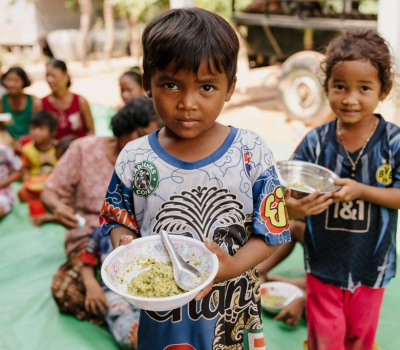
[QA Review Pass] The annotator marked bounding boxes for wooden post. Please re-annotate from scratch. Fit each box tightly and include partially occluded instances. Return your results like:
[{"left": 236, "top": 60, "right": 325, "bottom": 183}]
[{"left": 377, "top": 0, "right": 400, "bottom": 126}]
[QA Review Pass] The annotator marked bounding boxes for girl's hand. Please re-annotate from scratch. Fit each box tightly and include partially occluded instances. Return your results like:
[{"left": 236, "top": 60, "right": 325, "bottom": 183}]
[
  {"left": 53, "top": 202, "right": 79, "bottom": 229},
  {"left": 195, "top": 238, "right": 237, "bottom": 301},
  {"left": 332, "top": 178, "right": 364, "bottom": 202},
  {"left": 84, "top": 279, "right": 109, "bottom": 315},
  {"left": 285, "top": 188, "right": 332, "bottom": 220}
]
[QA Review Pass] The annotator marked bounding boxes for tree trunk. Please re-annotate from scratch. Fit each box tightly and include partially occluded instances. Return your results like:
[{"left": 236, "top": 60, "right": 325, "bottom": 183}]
[
  {"left": 77, "top": 0, "right": 93, "bottom": 65},
  {"left": 128, "top": 13, "right": 141, "bottom": 64},
  {"left": 103, "top": 0, "right": 115, "bottom": 62}
]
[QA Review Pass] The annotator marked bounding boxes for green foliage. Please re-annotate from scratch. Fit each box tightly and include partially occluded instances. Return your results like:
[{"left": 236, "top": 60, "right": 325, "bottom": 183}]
[
  {"left": 194, "top": 0, "right": 252, "bottom": 21},
  {"left": 64, "top": 0, "right": 104, "bottom": 16},
  {"left": 112, "top": 0, "right": 169, "bottom": 22}
]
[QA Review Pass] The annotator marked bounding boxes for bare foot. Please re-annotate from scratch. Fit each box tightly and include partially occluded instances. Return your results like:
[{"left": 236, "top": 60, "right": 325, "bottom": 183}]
[
  {"left": 129, "top": 320, "right": 138, "bottom": 349},
  {"left": 31, "top": 213, "right": 56, "bottom": 226}
]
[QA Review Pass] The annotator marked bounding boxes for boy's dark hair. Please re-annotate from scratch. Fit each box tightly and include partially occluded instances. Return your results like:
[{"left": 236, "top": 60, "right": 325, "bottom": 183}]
[
  {"left": 1, "top": 66, "right": 31, "bottom": 88},
  {"left": 55, "top": 135, "right": 77, "bottom": 159},
  {"left": 120, "top": 67, "right": 142, "bottom": 88},
  {"left": 323, "top": 29, "right": 393, "bottom": 96},
  {"left": 142, "top": 7, "right": 239, "bottom": 89},
  {"left": 47, "top": 58, "right": 72, "bottom": 88},
  {"left": 30, "top": 111, "right": 58, "bottom": 133},
  {"left": 111, "top": 96, "right": 161, "bottom": 137}
]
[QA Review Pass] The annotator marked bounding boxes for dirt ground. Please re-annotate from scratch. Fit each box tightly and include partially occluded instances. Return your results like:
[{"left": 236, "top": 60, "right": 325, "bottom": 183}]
[{"left": 21, "top": 55, "right": 309, "bottom": 152}]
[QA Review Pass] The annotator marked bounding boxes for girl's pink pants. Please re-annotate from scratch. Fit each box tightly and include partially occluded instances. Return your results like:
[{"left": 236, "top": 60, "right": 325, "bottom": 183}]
[{"left": 306, "top": 273, "right": 384, "bottom": 350}]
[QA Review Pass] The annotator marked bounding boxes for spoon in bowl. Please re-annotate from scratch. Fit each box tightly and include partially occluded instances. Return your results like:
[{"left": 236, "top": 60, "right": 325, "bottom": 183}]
[{"left": 160, "top": 230, "right": 204, "bottom": 291}]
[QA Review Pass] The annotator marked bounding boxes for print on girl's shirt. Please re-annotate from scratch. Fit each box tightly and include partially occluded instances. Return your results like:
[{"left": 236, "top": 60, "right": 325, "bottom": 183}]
[{"left": 326, "top": 200, "right": 371, "bottom": 232}]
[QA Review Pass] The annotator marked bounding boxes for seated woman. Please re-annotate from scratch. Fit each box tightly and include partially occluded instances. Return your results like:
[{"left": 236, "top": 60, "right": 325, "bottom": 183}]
[
  {"left": 40, "top": 59, "right": 95, "bottom": 140},
  {"left": 40, "top": 96, "right": 162, "bottom": 326},
  {"left": 0, "top": 67, "right": 42, "bottom": 149}
]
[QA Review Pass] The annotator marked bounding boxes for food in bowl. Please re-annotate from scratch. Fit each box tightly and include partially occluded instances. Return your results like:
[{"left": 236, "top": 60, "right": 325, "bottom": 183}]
[
  {"left": 126, "top": 259, "right": 185, "bottom": 298},
  {"left": 260, "top": 282, "right": 304, "bottom": 314},
  {"left": 288, "top": 181, "right": 313, "bottom": 192},
  {"left": 24, "top": 175, "right": 49, "bottom": 193},
  {"left": 101, "top": 234, "right": 219, "bottom": 311},
  {"left": 261, "top": 294, "right": 287, "bottom": 308},
  {"left": 277, "top": 160, "right": 340, "bottom": 199}
]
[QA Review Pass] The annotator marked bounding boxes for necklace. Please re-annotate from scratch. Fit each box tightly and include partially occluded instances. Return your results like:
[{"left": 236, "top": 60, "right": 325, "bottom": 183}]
[{"left": 336, "top": 118, "right": 378, "bottom": 178}]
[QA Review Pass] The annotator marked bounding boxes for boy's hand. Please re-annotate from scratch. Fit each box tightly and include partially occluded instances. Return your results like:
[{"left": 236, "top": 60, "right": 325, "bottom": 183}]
[
  {"left": 205, "top": 238, "right": 238, "bottom": 283},
  {"left": 195, "top": 238, "right": 235, "bottom": 301},
  {"left": 274, "top": 295, "right": 306, "bottom": 326},
  {"left": 84, "top": 279, "right": 109, "bottom": 315},
  {"left": 119, "top": 235, "right": 134, "bottom": 246},
  {"left": 332, "top": 178, "right": 363, "bottom": 202},
  {"left": 194, "top": 238, "right": 240, "bottom": 301},
  {"left": 285, "top": 188, "right": 332, "bottom": 220},
  {"left": 53, "top": 202, "right": 79, "bottom": 229}
]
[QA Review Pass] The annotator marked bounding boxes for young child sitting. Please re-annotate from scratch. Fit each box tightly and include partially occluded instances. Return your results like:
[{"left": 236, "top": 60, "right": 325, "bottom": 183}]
[
  {"left": 287, "top": 29, "right": 400, "bottom": 350},
  {"left": 80, "top": 228, "right": 139, "bottom": 350},
  {"left": 0, "top": 144, "right": 22, "bottom": 218},
  {"left": 18, "top": 111, "right": 58, "bottom": 224},
  {"left": 100, "top": 8, "right": 291, "bottom": 349}
]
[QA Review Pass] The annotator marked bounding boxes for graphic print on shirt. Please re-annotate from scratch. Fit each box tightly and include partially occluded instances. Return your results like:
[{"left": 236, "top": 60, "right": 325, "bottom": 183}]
[
  {"left": 325, "top": 200, "right": 371, "bottom": 232},
  {"left": 260, "top": 186, "right": 289, "bottom": 234},
  {"left": 376, "top": 159, "right": 392, "bottom": 185},
  {"left": 151, "top": 186, "right": 263, "bottom": 348},
  {"left": 132, "top": 160, "right": 159, "bottom": 197},
  {"left": 146, "top": 263, "right": 263, "bottom": 349},
  {"left": 154, "top": 186, "right": 247, "bottom": 253},
  {"left": 69, "top": 112, "right": 82, "bottom": 130},
  {"left": 242, "top": 147, "right": 253, "bottom": 179}
]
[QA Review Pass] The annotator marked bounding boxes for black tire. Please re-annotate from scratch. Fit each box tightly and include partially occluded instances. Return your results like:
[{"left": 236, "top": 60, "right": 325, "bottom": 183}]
[{"left": 277, "top": 51, "right": 332, "bottom": 126}]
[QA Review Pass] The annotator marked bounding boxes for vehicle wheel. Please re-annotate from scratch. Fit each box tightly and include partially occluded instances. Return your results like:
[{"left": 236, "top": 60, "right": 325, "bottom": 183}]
[{"left": 277, "top": 51, "right": 332, "bottom": 126}]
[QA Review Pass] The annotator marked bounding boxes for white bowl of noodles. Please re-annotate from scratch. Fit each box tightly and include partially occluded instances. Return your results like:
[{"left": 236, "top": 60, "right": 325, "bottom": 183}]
[
  {"left": 260, "top": 282, "right": 304, "bottom": 314},
  {"left": 101, "top": 234, "right": 219, "bottom": 311}
]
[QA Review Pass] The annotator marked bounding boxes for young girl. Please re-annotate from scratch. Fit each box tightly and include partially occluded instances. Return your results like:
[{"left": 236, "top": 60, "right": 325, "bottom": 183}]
[
  {"left": 0, "top": 144, "right": 23, "bottom": 218},
  {"left": 289, "top": 29, "right": 400, "bottom": 350},
  {"left": 41, "top": 59, "right": 95, "bottom": 140},
  {"left": 0, "top": 67, "right": 42, "bottom": 141},
  {"left": 119, "top": 67, "right": 145, "bottom": 105}
]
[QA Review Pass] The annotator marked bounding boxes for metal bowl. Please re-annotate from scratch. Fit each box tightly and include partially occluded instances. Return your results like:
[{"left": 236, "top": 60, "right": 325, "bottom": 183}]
[{"left": 276, "top": 160, "right": 340, "bottom": 199}]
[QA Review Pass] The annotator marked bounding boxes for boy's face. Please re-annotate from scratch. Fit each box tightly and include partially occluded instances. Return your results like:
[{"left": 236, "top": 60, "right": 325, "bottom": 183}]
[
  {"left": 30, "top": 125, "right": 52, "bottom": 145},
  {"left": 144, "top": 60, "right": 236, "bottom": 141}
]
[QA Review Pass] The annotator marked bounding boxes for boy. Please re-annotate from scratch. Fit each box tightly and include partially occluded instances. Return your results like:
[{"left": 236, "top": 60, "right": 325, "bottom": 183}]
[
  {"left": 100, "top": 8, "right": 290, "bottom": 349},
  {"left": 18, "top": 111, "right": 58, "bottom": 224}
]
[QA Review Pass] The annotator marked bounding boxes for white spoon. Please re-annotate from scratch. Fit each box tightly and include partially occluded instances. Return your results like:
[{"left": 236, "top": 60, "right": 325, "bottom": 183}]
[{"left": 160, "top": 230, "right": 204, "bottom": 291}]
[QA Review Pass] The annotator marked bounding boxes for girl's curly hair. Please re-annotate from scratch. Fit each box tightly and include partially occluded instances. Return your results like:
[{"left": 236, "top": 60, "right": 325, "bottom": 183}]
[{"left": 323, "top": 29, "right": 394, "bottom": 97}]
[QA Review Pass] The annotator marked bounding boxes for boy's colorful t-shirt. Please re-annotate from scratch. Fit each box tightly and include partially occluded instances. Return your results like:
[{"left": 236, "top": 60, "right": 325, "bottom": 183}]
[
  {"left": 100, "top": 127, "right": 290, "bottom": 350},
  {"left": 22, "top": 141, "right": 57, "bottom": 177},
  {"left": 293, "top": 115, "right": 400, "bottom": 290}
]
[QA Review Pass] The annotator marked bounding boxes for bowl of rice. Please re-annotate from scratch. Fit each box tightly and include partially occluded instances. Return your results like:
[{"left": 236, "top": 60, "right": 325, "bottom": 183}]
[
  {"left": 260, "top": 282, "right": 304, "bottom": 314},
  {"left": 277, "top": 160, "right": 341, "bottom": 199},
  {"left": 101, "top": 234, "right": 219, "bottom": 311}
]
